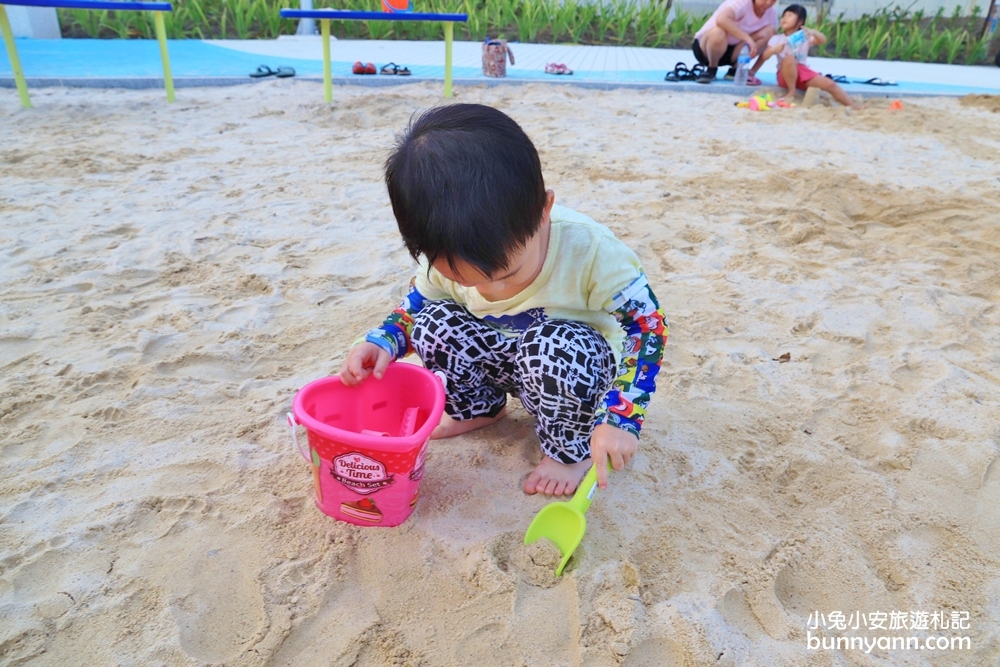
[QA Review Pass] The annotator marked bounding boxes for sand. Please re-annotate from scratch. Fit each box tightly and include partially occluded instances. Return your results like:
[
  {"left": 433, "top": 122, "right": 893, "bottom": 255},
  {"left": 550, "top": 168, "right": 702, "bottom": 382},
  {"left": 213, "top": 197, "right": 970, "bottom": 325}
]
[{"left": 1, "top": 81, "right": 999, "bottom": 666}]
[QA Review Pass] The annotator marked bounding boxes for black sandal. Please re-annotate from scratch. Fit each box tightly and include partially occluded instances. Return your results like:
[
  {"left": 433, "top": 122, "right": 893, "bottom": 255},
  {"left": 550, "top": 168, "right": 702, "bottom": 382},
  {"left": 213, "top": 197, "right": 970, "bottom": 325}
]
[
  {"left": 380, "top": 62, "right": 412, "bottom": 76},
  {"left": 855, "top": 77, "right": 897, "bottom": 86},
  {"left": 664, "top": 62, "right": 693, "bottom": 82}
]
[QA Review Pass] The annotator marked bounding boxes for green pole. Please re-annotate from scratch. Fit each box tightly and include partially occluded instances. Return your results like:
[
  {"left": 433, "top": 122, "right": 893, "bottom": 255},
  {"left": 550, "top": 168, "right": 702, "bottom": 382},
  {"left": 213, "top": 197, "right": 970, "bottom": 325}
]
[
  {"left": 152, "top": 11, "right": 174, "bottom": 102},
  {"left": 321, "top": 19, "right": 331, "bottom": 103},
  {"left": 0, "top": 5, "right": 31, "bottom": 108},
  {"left": 443, "top": 21, "right": 453, "bottom": 98}
]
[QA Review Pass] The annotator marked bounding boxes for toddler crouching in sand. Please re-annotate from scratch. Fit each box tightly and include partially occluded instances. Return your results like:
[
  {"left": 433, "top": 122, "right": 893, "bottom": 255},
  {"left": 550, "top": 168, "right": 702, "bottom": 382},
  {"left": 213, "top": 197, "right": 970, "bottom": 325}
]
[
  {"left": 762, "top": 4, "right": 861, "bottom": 109},
  {"left": 341, "top": 104, "right": 668, "bottom": 496}
]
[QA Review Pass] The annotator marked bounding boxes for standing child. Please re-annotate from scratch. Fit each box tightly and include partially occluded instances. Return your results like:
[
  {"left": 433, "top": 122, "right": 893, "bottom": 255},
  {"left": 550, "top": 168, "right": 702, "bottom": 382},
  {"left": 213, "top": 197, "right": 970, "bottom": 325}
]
[
  {"left": 340, "top": 104, "right": 668, "bottom": 496},
  {"left": 762, "top": 4, "right": 861, "bottom": 109}
]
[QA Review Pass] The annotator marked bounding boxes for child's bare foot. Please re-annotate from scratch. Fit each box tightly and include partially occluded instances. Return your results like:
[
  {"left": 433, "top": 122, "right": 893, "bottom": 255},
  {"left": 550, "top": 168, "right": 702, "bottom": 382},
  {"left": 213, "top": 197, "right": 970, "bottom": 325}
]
[
  {"left": 524, "top": 457, "right": 591, "bottom": 496},
  {"left": 430, "top": 406, "right": 507, "bottom": 439}
]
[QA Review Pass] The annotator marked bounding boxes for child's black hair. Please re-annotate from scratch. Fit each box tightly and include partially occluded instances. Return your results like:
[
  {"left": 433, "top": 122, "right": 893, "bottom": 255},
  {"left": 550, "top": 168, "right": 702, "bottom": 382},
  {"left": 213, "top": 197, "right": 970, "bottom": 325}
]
[
  {"left": 384, "top": 103, "right": 547, "bottom": 278},
  {"left": 783, "top": 4, "right": 807, "bottom": 24}
]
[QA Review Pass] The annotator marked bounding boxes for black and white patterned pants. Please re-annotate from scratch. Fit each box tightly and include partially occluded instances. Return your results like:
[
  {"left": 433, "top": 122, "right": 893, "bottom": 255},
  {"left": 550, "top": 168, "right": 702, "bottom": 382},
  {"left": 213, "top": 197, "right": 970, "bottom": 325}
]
[{"left": 410, "top": 301, "right": 616, "bottom": 463}]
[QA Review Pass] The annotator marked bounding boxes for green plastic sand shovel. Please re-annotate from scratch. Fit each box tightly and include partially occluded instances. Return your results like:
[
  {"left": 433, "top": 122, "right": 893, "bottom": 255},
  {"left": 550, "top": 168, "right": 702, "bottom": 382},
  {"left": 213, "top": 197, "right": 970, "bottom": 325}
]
[{"left": 523, "top": 462, "right": 603, "bottom": 576}]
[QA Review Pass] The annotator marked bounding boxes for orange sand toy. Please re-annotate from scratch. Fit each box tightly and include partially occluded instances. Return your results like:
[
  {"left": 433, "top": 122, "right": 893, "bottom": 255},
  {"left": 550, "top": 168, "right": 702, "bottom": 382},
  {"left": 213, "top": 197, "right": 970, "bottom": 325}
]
[{"left": 381, "top": 0, "right": 412, "bottom": 11}]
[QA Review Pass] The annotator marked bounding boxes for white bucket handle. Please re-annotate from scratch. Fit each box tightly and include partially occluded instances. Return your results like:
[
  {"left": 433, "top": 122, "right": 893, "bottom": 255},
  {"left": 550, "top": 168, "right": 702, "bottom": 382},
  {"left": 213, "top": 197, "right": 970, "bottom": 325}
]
[
  {"left": 287, "top": 412, "right": 310, "bottom": 461},
  {"left": 433, "top": 370, "right": 448, "bottom": 392}
]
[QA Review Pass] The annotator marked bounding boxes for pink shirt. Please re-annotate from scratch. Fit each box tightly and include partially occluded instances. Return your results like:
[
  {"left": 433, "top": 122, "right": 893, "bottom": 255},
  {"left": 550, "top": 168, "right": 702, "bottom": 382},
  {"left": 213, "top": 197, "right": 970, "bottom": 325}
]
[{"left": 695, "top": 0, "right": 778, "bottom": 45}]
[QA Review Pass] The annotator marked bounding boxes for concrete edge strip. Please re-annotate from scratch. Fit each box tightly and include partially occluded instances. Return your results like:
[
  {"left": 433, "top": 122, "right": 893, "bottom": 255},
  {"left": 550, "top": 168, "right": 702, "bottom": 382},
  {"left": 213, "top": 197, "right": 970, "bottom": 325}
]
[{"left": 0, "top": 75, "right": 976, "bottom": 97}]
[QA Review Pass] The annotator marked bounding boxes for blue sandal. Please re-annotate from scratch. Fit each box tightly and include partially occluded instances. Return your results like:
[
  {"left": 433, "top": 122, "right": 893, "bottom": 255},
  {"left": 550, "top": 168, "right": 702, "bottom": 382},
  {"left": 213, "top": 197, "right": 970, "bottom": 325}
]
[{"left": 250, "top": 65, "right": 276, "bottom": 78}]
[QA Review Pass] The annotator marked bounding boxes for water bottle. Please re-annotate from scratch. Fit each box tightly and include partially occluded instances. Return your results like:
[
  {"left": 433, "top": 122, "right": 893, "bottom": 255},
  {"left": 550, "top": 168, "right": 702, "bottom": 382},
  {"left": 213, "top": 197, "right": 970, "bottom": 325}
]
[
  {"left": 734, "top": 44, "right": 750, "bottom": 87},
  {"left": 787, "top": 29, "right": 808, "bottom": 61}
]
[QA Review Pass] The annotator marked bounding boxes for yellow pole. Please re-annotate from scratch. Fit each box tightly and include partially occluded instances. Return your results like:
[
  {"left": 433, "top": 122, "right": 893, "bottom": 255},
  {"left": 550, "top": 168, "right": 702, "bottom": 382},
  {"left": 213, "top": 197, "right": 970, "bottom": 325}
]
[
  {"left": 443, "top": 21, "right": 453, "bottom": 98},
  {"left": 152, "top": 11, "right": 174, "bottom": 102},
  {"left": 321, "top": 19, "right": 331, "bottom": 103},
  {"left": 0, "top": 5, "right": 31, "bottom": 108}
]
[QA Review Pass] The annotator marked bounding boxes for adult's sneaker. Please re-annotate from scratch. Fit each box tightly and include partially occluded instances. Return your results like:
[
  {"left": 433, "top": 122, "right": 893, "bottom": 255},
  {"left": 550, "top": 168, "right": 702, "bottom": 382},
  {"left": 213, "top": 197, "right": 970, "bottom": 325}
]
[
  {"left": 723, "top": 67, "right": 737, "bottom": 80},
  {"left": 696, "top": 67, "right": 718, "bottom": 84}
]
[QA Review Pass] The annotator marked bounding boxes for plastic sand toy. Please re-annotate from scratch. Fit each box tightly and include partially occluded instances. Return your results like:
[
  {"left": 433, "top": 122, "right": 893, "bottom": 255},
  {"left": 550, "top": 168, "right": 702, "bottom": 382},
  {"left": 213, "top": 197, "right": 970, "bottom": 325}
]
[
  {"left": 288, "top": 363, "right": 445, "bottom": 526},
  {"left": 523, "top": 460, "right": 609, "bottom": 576}
]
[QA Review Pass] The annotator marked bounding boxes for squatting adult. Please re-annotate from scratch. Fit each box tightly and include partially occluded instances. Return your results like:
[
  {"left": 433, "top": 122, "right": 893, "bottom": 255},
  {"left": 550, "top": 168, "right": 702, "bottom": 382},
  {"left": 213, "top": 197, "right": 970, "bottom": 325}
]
[{"left": 692, "top": 0, "right": 778, "bottom": 84}]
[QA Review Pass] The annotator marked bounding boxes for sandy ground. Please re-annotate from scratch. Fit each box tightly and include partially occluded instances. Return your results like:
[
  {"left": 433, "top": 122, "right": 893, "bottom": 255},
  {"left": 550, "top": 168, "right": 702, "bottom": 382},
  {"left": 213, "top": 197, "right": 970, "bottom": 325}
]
[{"left": 1, "top": 81, "right": 999, "bottom": 667}]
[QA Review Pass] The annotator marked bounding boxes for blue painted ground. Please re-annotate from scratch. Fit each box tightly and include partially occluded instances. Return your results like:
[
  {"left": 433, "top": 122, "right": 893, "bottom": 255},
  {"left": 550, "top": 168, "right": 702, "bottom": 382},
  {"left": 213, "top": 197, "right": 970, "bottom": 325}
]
[
  {"left": 0, "top": 39, "right": 326, "bottom": 76},
  {"left": 1, "top": 37, "right": 998, "bottom": 95}
]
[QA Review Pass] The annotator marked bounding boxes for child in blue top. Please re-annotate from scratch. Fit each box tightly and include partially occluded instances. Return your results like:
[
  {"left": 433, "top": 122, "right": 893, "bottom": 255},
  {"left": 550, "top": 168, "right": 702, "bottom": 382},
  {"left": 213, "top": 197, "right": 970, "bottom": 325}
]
[{"left": 341, "top": 104, "right": 667, "bottom": 495}]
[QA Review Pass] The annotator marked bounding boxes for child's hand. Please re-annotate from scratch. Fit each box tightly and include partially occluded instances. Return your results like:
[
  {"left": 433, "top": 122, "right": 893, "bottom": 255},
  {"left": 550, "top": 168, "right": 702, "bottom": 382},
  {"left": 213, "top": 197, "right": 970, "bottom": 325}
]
[
  {"left": 340, "top": 342, "right": 392, "bottom": 386},
  {"left": 590, "top": 423, "right": 639, "bottom": 490}
]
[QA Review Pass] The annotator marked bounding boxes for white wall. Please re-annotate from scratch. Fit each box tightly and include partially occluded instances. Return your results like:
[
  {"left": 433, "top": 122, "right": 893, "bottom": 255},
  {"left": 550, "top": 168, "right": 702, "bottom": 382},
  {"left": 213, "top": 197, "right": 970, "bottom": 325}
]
[{"left": 6, "top": 6, "right": 62, "bottom": 39}]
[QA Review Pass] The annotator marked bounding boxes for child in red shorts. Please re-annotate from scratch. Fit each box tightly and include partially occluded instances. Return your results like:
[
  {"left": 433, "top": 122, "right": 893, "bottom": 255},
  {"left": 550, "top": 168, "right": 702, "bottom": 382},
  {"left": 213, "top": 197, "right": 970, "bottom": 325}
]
[{"left": 762, "top": 4, "right": 861, "bottom": 109}]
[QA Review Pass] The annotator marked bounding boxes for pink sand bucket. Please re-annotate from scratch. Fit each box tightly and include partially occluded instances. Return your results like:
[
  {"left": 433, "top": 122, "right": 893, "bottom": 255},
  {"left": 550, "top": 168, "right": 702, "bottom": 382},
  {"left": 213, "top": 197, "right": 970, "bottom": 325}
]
[{"left": 288, "top": 363, "right": 445, "bottom": 527}]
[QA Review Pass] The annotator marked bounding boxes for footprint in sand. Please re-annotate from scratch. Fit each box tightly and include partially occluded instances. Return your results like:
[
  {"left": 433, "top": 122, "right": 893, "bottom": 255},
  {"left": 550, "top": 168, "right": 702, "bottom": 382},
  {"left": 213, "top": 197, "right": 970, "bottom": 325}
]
[
  {"left": 269, "top": 582, "right": 380, "bottom": 667},
  {"left": 458, "top": 533, "right": 581, "bottom": 665},
  {"left": 717, "top": 587, "right": 767, "bottom": 641},
  {"left": 0, "top": 534, "right": 82, "bottom": 662},
  {"left": 158, "top": 520, "right": 268, "bottom": 663},
  {"left": 167, "top": 571, "right": 264, "bottom": 664},
  {"left": 620, "top": 637, "right": 686, "bottom": 667}
]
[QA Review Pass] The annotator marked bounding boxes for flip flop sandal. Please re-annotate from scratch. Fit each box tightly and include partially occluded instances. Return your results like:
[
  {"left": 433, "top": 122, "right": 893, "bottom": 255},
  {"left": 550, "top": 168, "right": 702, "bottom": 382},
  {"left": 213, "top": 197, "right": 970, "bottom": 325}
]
[
  {"left": 747, "top": 74, "right": 762, "bottom": 86},
  {"left": 275, "top": 66, "right": 295, "bottom": 78},
  {"left": 250, "top": 65, "right": 276, "bottom": 78},
  {"left": 856, "top": 77, "right": 897, "bottom": 86},
  {"left": 825, "top": 74, "right": 848, "bottom": 83}
]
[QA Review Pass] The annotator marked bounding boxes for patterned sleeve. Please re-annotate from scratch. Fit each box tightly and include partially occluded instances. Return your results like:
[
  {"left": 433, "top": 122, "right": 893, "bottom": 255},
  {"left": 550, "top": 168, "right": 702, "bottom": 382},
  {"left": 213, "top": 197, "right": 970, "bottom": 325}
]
[
  {"left": 360, "top": 278, "right": 429, "bottom": 360},
  {"left": 594, "top": 274, "right": 668, "bottom": 437}
]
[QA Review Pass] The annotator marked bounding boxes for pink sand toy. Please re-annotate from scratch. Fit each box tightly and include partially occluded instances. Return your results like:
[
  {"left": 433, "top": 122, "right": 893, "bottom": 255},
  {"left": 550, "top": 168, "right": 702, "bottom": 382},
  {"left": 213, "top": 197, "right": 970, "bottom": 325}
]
[{"left": 288, "top": 363, "right": 445, "bottom": 527}]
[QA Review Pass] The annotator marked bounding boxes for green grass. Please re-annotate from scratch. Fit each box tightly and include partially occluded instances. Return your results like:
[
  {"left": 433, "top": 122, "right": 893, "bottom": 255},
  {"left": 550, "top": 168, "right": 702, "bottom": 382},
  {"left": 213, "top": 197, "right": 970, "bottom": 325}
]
[
  {"left": 810, "top": 5, "right": 996, "bottom": 65},
  {"left": 57, "top": 0, "right": 997, "bottom": 65}
]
